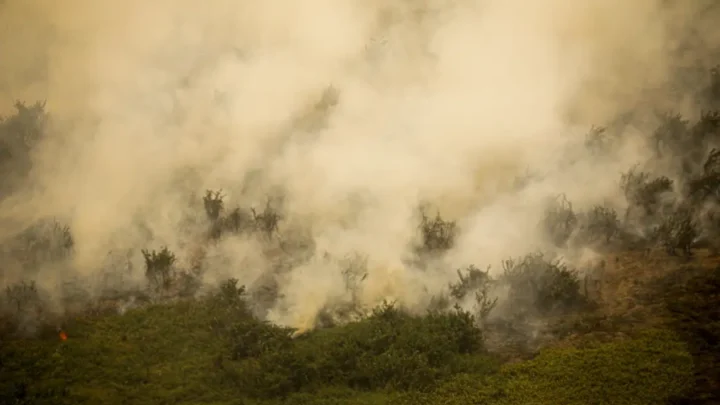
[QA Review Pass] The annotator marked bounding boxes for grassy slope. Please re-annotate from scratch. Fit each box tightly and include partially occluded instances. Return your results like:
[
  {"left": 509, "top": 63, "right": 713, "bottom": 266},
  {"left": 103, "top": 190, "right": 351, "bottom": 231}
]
[{"left": 3, "top": 249, "right": 719, "bottom": 404}]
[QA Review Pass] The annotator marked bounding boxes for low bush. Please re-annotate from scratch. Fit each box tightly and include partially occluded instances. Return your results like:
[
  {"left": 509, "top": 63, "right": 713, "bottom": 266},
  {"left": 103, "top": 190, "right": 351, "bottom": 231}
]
[
  {"left": 416, "top": 208, "right": 456, "bottom": 255},
  {"left": 499, "top": 253, "right": 587, "bottom": 317},
  {"left": 541, "top": 194, "right": 577, "bottom": 248},
  {"left": 223, "top": 302, "right": 492, "bottom": 398}
]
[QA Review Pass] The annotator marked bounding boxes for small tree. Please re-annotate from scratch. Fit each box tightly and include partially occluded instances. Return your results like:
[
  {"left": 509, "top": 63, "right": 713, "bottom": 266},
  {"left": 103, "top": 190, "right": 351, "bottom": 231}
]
[
  {"left": 449, "top": 265, "right": 497, "bottom": 323},
  {"left": 251, "top": 199, "right": 282, "bottom": 239},
  {"left": 541, "top": 194, "right": 577, "bottom": 248},
  {"left": 655, "top": 204, "right": 698, "bottom": 257},
  {"left": 686, "top": 148, "right": 720, "bottom": 203},
  {"left": 576, "top": 205, "right": 620, "bottom": 246},
  {"left": 418, "top": 209, "right": 456, "bottom": 254},
  {"left": 141, "top": 247, "right": 177, "bottom": 292},
  {"left": 500, "top": 253, "right": 586, "bottom": 316},
  {"left": 620, "top": 168, "right": 674, "bottom": 218},
  {"left": 203, "top": 189, "right": 224, "bottom": 222}
]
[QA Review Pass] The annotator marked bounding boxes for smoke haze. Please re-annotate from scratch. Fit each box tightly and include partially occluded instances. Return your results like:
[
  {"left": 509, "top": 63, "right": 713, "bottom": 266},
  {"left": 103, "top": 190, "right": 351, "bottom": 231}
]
[{"left": 1, "top": 0, "right": 718, "bottom": 331}]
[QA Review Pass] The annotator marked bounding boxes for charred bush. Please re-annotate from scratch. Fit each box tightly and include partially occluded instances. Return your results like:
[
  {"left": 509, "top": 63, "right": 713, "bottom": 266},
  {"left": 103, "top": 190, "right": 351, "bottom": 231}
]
[
  {"left": 202, "top": 189, "right": 270, "bottom": 240},
  {"left": 203, "top": 189, "right": 224, "bottom": 222},
  {"left": 691, "top": 110, "right": 720, "bottom": 144},
  {"left": 251, "top": 199, "right": 282, "bottom": 239},
  {"left": 314, "top": 253, "right": 369, "bottom": 328},
  {"left": 0, "top": 101, "right": 46, "bottom": 189},
  {"left": 141, "top": 247, "right": 177, "bottom": 293},
  {"left": 449, "top": 265, "right": 497, "bottom": 323},
  {"left": 655, "top": 204, "right": 698, "bottom": 257},
  {"left": 8, "top": 219, "right": 74, "bottom": 271},
  {"left": 417, "top": 208, "right": 456, "bottom": 254},
  {"left": 541, "top": 194, "right": 577, "bottom": 248},
  {"left": 652, "top": 113, "right": 690, "bottom": 158},
  {"left": 621, "top": 168, "right": 674, "bottom": 219},
  {"left": 686, "top": 148, "right": 720, "bottom": 203},
  {"left": 4, "top": 281, "right": 41, "bottom": 314},
  {"left": 584, "top": 125, "right": 614, "bottom": 155},
  {"left": 574, "top": 205, "right": 621, "bottom": 247},
  {"left": 500, "top": 253, "right": 587, "bottom": 317}
]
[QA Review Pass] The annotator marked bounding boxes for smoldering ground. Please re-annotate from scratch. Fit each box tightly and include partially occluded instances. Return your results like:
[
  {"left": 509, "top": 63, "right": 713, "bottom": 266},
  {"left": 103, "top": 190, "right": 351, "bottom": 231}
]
[{"left": 0, "top": 0, "right": 719, "bottom": 333}]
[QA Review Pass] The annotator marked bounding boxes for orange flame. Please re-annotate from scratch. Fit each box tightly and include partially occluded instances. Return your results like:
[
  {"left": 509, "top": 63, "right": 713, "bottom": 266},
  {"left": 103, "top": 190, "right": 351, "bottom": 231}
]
[{"left": 59, "top": 330, "right": 67, "bottom": 341}]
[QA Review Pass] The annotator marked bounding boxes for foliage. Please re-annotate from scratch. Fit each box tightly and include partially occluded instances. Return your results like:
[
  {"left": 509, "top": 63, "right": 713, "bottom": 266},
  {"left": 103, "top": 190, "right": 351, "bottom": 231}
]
[
  {"left": 141, "top": 247, "right": 177, "bottom": 292},
  {"left": 0, "top": 295, "right": 694, "bottom": 405},
  {"left": 222, "top": 301, "right": 490, "bottom": 398},
  {"left": 499, "top": 329, "right": 694, "bottom": 405}
]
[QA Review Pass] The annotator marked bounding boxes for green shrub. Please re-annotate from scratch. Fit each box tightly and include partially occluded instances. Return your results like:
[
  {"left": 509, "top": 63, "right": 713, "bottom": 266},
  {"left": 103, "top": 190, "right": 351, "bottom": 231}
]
[
  {"left": 500, "top": 329, "right": 694, "bottom": 405},
  {"left": 141, "top": 247, "right": 177, "bottom": 292},
  {"left": 224, "top": 302, "right": 491, "bottom": 398}
]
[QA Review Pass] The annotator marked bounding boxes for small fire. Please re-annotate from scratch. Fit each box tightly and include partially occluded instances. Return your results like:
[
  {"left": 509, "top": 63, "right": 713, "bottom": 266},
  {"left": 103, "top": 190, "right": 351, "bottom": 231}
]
[{"left": 59, "top": 330, "right": 68, "bottom": 341}]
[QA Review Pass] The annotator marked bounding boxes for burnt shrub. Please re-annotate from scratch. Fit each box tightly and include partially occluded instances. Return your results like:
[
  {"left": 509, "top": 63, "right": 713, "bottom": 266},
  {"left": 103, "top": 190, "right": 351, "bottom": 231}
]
[
  {"left": 500, "top": 252, "right": 587, "bottom": 317},
  {"left": 3, "top": 219, "right": 74, "bottom": 272},
  {"left": 655, "top": 203, "right": 698, "bottom": 257},
  {"left": 652, "top": 113, "right": 690, "bottom": 159},
  {"left": 416, "top": 208, "right": 456, "bottom": 255},
  {"left": 141, "top": 247, "right": 177, "bottom": 293},
  {"left": 0, "top": 101, "right": 46, "bottom": 189},
  {"left": 574, "top": 205, "right": 621, "bottom": 247},
  {"left": 448, "top": 265, "right": 498, "bottom": 323},
  {"left": 202, "top": 189, "right": 253, "bottom": 240},
  {"left": 4, "top": 281, "right": 41, "bottom": 314},
  {"left": 686, "top": 148, "right": 720, "bottom": 203},
  {"left": 541, "top": 194, "right": 577, "bottom": 248},
  {"left": 620, "top": 167, "right": 674, "bottom": 219}
]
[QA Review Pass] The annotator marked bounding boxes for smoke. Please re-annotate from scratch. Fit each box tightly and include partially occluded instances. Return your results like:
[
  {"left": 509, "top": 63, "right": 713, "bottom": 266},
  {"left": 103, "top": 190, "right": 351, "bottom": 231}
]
[{"left": 1, "top": 0, "right": 718, "bottom": 331}]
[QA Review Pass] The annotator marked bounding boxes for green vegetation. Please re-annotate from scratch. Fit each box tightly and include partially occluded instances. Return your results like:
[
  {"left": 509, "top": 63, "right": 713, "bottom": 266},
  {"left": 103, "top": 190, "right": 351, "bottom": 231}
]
[{"left": 0, "top": 288, "right": 696, "bottom": 405}]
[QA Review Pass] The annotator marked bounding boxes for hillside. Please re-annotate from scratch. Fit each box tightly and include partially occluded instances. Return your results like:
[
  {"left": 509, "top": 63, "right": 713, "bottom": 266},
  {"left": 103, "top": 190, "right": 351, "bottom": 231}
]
[
  {"left": 1, "top": 248, "right": 718, "bottom": 404},
  {"left": 2, "top": 2, "right": 720, "bottom": 404}
]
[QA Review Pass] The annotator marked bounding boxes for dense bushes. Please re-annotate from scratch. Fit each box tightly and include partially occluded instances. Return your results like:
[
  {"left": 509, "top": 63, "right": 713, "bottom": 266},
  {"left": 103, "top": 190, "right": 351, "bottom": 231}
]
[
  {"left": 219, "top": 301, "right": 492, "bottom": 398},
  {"left": 0, "top": 286, "right": 693, "bottom": 405}
]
